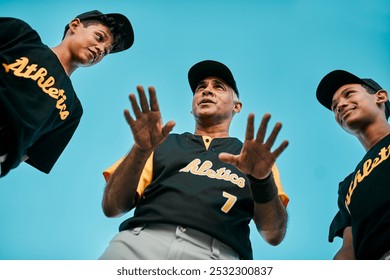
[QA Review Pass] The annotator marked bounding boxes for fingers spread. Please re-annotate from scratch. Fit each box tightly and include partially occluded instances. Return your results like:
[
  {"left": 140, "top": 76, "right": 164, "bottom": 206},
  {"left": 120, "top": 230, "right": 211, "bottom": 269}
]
[
  {"left": 124, "top": 109, "right": 135, "bottom": 126},
  {"left": 264, "top": 122, "right": 282, "bottom": 150},
  {"left": 255, "top": 113, "right": 271, "bottom": 143},
  {"left": 162, "top": 120, "right": 176, "bottom": 138},
  {"left": 245, "top": 113, "right": 255, "bottom": 141},
  {"left": 137, "top": 85, "right": 150, "bottom": 113},
  {"left": 218, "top": 152, "right": 237, "bottom": 165},
  {"left": 272, "top": 140, "right": 289, "bottom": 159},
  {"left": 129, "top": 86, "right": 160, "bottom": 118},
  {"left": 129, "top": 93, "right": 142, "bottom": 118},
  {"left": 148, "top": 86, "right": 160, "bottom": 112},
  {"left": 251, "top": 113, "right": 289, "bottom": 159}
]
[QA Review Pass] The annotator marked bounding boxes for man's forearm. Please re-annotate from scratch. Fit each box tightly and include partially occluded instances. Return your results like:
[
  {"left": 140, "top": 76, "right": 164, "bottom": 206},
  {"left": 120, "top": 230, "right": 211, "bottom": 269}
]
[
  {"left": 102, "top": 145, "right": 152, "bottom": 217},
  {"left": 253, "top": 195, "right": 287, "bottom": 246}
]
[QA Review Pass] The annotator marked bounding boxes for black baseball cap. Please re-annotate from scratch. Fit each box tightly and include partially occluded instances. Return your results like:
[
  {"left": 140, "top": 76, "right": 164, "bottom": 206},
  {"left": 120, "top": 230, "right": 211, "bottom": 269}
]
[
  {"left": 63, "top": 10, "right": 134, "bottom": 53},
  {"left": 316, "top": 69, "right": 390, "bottom": 119},
  {"left": 188, "top": 60, "right": 239, "bottom": 97}
]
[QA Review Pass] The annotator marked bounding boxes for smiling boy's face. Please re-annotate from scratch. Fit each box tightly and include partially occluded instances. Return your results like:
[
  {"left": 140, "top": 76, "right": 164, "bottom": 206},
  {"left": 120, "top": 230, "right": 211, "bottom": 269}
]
[
  {"left": 331, "top": 83, "right": 384, "bottom": 133},
  {"left": 67, "top": 19, "right": 114, "bottom": 67}
]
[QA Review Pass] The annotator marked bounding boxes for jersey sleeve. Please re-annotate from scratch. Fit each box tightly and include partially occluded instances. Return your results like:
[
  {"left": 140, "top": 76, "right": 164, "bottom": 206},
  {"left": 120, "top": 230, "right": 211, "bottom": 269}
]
[
  {"left": 0, "top": 18, "right": 36, "bottom": 50},
  {"left": 102, "top": 157, "right": 124, "bottom": 182},
  {"left": 272, "top": 164, "right": 289, "bottom": 207},
  {"left": 102, "top": 152, "right": 154, "bottom": 198},
  {"left": 328, "top": 175, "right": 352, "bottom": 242},
  {"left": 25, "top": 100, "right": 83, "bottom": 173}
]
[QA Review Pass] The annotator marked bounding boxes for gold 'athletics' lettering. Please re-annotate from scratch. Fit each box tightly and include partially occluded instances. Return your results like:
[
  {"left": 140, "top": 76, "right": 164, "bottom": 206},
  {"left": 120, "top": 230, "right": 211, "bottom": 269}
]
[
  {"left": 345, "top": 145, "right": 390, "bottom": 210},
  {"left": 3, "top": 57, "right": 69, "bottom": 120},
  {"left": 179, "top": 158, "right": 245, "bottom": 188}
]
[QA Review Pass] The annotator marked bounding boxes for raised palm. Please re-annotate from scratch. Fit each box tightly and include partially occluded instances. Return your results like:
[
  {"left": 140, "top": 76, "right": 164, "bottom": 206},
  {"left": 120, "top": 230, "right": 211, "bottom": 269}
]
[
  {"left": 219, "top": 113, "right": 288, "bottom": 179},
  {"left": 124, "top": 85, "right": 175, "bottom": 152}
]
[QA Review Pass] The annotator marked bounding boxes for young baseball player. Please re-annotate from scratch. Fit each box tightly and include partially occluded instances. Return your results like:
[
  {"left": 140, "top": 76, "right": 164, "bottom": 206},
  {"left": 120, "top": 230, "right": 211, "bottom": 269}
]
[
  {"left": 99, "top": 60, "right": 289, "bottom": 260},
  {"left": 0, "top": 10, "right": 134, "bottom": 177},
  {"left": 316, "top": 70, "right": 390, "bottom": 259}
]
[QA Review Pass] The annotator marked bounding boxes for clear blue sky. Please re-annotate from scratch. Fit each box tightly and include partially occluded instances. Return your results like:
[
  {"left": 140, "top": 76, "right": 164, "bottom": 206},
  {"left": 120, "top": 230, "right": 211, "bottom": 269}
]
[{"left": 1, "top": 0, "right": 389, "bottom": 260}]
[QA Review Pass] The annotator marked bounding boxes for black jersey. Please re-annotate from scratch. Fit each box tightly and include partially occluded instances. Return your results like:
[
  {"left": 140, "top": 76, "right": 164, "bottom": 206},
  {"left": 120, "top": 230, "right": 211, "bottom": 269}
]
[
  {"left": 104, "top": 133, "right": 289, "bottom": 260},
  {"left": 0, "top": 17, "right": 83, "bottom": 176},
  {"left": 329, "top": 134, "right": 390, "bottom": 259}
]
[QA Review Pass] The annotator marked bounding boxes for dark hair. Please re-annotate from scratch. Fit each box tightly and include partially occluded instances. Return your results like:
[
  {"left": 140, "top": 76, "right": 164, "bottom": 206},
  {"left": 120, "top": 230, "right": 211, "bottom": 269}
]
[
  {"left": 81, "top": 16, "right": 125, "bottom": 51},
  {"left": 361, "top": 84, "right": 389, "bottom": 119},
  {"left": 361, "top": 84, "right": 377, "bottom": 94}
]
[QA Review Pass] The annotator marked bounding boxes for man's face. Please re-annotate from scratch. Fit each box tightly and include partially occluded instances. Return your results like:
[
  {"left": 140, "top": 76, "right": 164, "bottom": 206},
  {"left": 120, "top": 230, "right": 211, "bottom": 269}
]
[
  {"left": 331, "top": 83, "right": 380, "bottom": 133},
  {"left": 68, "top": 20, "right": 114, "bottom": 66},
  {"left": 191, "top": 76, "right": 241, "bottom": 122}
]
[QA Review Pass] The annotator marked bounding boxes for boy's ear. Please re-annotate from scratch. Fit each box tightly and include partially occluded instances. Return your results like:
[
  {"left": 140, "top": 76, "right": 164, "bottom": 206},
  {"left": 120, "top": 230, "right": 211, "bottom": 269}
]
[
  {"left": 376, "top": 89, "right": 389, "bottom": 105},
  {"left": 68, "top": 18, "right": 82, "bottom": 34}
]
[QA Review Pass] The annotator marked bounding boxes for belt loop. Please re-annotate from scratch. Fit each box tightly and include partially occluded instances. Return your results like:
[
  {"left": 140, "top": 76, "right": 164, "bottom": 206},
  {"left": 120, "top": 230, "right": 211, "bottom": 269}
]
[
  {"left": 175, "top": 225, "right": 187, "bottom": 238},
  {"left": 211, "top": 238, "right": 220, "bottom": 260},
  {"left": 131, "top": 224, "right": 146, "bottom": 235},
  {"left": 0, "top": 154, "right": 7, "bottom": 162}
]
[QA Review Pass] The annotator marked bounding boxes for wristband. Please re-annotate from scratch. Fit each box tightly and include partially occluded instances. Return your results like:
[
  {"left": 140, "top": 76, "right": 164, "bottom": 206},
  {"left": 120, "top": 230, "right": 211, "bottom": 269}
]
[{"left": 247, "top": 173, "right": 278, "bottom": 204}]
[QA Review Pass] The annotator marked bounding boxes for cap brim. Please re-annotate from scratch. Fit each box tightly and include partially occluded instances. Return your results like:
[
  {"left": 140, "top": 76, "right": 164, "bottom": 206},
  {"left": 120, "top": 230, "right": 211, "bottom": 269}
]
[
  {"left": 316, "top": 70, "right": 390, "bottom": 119},
  {"left": 316, "top": 70, "right": 364, "bottom": 110}
]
